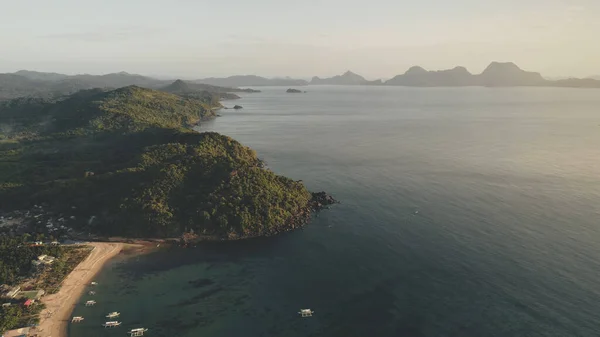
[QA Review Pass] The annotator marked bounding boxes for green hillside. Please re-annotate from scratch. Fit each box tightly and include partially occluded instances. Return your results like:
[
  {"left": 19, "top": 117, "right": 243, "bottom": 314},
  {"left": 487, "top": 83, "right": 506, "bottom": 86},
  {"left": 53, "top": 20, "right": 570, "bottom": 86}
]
[{"left": 0, "top": 86, "right": 321, "bottom": 239}]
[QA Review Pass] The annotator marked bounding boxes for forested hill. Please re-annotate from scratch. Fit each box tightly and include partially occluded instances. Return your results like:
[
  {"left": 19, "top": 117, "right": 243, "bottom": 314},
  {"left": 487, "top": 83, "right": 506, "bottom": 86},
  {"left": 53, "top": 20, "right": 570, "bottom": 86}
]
[
  {"left": 0, "top": 86, "right": 325, "bottom": 239},
  {"left": 0, "top": 86, "right": 215, "bottom": 138}
]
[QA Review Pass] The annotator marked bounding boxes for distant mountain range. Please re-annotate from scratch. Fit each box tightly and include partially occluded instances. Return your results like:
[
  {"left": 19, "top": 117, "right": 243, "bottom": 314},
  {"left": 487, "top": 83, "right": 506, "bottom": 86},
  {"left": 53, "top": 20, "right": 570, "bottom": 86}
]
[
  {"left": 0, "top": 70, "right": 167, "bottom": 100},
  {"left": 380, "top": 62, "right": 599, "bottom": 88},
  {"left": 14, "top": 70, "right": 70, "bottom": 82},
  {"left": 312, "top": 63, "right": 600, "bottom": 88},
  {"left": 2, "top": 63, "right": 600, "bottom": 101},
  {"left": 308, "top": 63, "right": 600, "bottom": 88},
  {"left": 310, "top": 71, "right": 382, "bottom": 85},
  {"left": 0, "top": 71, "right": 261, "bottom": 101},
  {"left": 193, "top": 75, "right": 308, "bottom": 87}
]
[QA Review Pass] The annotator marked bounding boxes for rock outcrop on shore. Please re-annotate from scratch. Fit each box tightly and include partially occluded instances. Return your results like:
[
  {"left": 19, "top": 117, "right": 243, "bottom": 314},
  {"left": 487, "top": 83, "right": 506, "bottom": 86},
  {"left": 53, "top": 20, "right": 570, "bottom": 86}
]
[{"left": 311, "top": 191, "right": 338, "bottom": 209}]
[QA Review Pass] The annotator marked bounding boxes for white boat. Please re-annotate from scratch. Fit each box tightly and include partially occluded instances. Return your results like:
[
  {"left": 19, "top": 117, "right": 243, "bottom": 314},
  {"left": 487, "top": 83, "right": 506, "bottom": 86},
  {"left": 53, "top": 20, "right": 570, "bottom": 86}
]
[
  {"left": 88, "top": 291, "right": 96, "bottom": 295},
  {"left": 90, "top": 281, "right": 98, "bottom": 285},
  {"left": 298, "top": 309, "right": 314, "bottom": 317},
  {"left": 129, "top": 328, "right": 149, "bottom": 336},
  {"left": 106, "top": 311, "right": 120, "bottom": 318},
  {"left": 102, "top": 321, "right": 121, "bottom": 328},
  {"left": 85, "top": 300, "right": 96, "bottom": 306},
  {"left": 71, "top": 316, "right": 84, "bottom": 323}
]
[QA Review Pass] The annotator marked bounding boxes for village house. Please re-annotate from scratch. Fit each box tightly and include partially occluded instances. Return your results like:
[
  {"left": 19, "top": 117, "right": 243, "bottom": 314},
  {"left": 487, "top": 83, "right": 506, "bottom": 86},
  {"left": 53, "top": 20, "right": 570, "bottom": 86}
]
[
  {"left": 19, "top": 289, "right": 45, "bottom": 301},
  {"left": 33, "top": 254, "right": 56, "bottom": 266},
  {"left": 3, "top": 286, "right": 20, "bottom": 298}
]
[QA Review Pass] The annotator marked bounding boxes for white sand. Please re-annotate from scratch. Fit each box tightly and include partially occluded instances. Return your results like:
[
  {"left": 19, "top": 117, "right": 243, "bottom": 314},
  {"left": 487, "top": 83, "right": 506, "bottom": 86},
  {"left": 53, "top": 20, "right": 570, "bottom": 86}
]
[{"left": 35, "top": 242, "right": 123, "bottom": 337}]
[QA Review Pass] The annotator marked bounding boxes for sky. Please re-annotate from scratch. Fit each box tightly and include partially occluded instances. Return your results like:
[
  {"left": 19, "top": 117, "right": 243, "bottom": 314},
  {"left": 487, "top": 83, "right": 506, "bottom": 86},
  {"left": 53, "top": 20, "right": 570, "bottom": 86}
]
[{"left": 1, "top": 0, "right": 599, "bottom": 79}]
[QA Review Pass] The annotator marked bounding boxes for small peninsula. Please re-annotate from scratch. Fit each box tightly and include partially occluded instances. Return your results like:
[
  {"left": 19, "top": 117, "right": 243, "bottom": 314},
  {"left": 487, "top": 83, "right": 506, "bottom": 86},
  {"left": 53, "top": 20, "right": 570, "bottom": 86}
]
[
  {"left": 0, "top": 83, "right": 335, "bottom": 337},
  {"left": 0, "top": 86, "right": 335, "bottom": 240}
]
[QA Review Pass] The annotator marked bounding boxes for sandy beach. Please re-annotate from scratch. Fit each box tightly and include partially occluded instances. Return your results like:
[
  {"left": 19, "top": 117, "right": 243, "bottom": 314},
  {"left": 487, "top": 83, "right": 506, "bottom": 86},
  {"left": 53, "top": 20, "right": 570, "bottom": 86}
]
[{"left": 35, "top": 242, "right": 124, "bottom": 337}]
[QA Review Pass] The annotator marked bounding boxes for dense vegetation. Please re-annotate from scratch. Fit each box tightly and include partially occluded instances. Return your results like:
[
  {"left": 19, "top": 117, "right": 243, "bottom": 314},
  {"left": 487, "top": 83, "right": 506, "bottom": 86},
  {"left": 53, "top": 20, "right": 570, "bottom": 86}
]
[
  {"left": 0, "top": 235, "right": 90, "bottom": 332},
  {"left": 0, "top": 301, "right": 44, "bottom": 332},
  {"left": 0, "top": 86, "right": 316, "bottom": 238},
  {"left": 0, "top": 86, "right": 214, "bottom": 138},
  {"left": 0, "top": 235, "right": 65, "bottom": 285}
]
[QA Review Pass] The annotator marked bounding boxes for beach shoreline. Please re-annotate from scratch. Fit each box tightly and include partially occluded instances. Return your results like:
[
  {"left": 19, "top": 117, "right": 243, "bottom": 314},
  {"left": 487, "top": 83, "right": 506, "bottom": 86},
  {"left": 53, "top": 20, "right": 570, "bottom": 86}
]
[{"left": 34, "top": 242, "right": 126, "bottom": 337}]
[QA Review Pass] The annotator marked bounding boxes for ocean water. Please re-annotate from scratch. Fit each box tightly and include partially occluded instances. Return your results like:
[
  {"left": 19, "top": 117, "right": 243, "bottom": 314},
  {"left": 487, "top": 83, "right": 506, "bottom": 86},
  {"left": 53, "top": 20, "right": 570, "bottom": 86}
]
[{"left": 69, "top": 86, "right": 600, "bottom": 337}]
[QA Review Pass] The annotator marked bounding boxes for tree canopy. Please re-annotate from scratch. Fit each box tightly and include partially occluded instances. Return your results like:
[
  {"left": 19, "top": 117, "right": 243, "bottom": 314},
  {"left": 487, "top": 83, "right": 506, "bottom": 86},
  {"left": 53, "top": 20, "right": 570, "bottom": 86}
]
[{"left": 0, "top": 86, "right": 313, "bottom": 238}]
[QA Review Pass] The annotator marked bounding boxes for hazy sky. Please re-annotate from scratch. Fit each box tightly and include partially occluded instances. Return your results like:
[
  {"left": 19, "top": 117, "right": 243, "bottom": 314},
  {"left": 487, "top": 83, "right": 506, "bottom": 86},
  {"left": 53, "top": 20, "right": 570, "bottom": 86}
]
[{"left": 1, "top": 0, "right": 599, "bottom": 79}]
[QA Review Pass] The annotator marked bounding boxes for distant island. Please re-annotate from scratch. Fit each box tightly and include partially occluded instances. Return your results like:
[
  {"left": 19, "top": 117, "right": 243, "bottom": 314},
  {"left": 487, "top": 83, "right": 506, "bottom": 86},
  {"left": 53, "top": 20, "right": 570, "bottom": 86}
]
[
  {"left": 4, "top": 63, "right": 600, "bottom": 101},
  {"left": 160, "top": 79, "right": 260, "bottom": 103},
  {"left": 193, "top": 75, "right": 308, "bottom": 87},
  {"left": 310, "top": 71, "right": 382, "bottom": 86},
  {"left": 384, "top": 62, "right": 546, "bottom": 87},
  {"left": 308, "top": 63, "right": 600, "bottom": 88},
  {"left": 286, "top": 88, "right": 304, "bottom": 93}
]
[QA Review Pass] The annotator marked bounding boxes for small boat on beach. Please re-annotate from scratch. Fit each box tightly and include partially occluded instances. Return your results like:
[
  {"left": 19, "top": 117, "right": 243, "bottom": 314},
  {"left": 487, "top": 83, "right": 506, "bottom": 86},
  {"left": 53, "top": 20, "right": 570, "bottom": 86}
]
[
  {"left": 106, "top": 311, "right": 120, "bottom": 318},
  {"left": 298, "top": 308, "right": 314, "bottom": 317},
  {"left": 102, "top": 321, "right": 121, "bottom": 328}
]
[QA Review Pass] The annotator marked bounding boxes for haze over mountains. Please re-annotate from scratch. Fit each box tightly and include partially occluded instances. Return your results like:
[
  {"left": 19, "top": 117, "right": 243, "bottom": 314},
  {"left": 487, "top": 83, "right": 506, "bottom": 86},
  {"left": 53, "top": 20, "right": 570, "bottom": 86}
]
[
  {"left": 2, "top": 62, "right": 600, "bottom": 101},
  {"left": 313, "top": 62, "right": 600, "bottom": 88},
  {"left": 310, "top": 71, "right": 382, "bottom": 85},
  {"left": 384, "top": 62, "right": 544, "bottom": 86},
  {"left": 0, "top": 71, "right": 263, "bottom": 101},
  {"left": 193, "top": 75, "right": 308, "bottom": 87}
]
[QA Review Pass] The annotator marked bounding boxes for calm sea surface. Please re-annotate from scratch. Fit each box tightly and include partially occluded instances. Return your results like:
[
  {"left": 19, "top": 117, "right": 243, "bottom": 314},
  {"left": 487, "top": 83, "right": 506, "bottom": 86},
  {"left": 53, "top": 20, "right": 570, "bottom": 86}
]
[{"left": 69, "top": 86, "right": 600, "bottom": 337}]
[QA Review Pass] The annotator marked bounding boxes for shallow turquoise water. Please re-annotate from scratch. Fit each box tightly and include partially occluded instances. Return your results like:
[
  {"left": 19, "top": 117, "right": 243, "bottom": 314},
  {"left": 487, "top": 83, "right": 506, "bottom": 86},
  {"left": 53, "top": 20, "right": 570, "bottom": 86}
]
[{"left": 70, "top": 86, "right": 600, "bottom": 337}]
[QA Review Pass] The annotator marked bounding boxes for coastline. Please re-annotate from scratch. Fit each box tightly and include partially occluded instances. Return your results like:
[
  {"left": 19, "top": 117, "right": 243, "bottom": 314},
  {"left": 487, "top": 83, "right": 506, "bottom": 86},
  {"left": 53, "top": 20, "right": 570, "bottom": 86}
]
[{"left": 35, "top": 242, "right": 127, "bottom": 337}]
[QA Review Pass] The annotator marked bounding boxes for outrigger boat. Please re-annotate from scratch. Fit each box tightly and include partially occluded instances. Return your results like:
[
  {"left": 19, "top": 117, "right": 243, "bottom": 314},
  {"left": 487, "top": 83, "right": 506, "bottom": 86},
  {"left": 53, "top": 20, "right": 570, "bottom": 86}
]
[
  {"left": 298, "top": 309, "right": 314, "bottom": 317},
  {"left": 106, "top": 311, "right": 120, "bottom": 318},
  {"left": 102, "top": 321, "right": 121, "bottom": 328},
  {"left": 128, "top": 327, "right": 149, "bottom": 336},
  {"left": 71, "top": 316, "right": 84, "bottom": 323},
  {"left": 88, "top": 291, "right": 96, "bottom": 295},
  {"left": 85, "top": 300, "right": 96, "bottom": 306}
]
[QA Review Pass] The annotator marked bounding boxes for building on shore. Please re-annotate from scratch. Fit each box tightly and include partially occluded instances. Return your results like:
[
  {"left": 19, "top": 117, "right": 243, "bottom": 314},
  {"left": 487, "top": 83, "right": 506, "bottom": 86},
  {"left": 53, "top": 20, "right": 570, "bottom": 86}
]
[
  {"left": 19, "top": 289, "right": 44, "bottom": 300},
  {"left": 3, "top": 286, "right": 20, "bottom": 298},
  {"left": 32, "top": 255, "right": 56, "bottom": 268}
]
